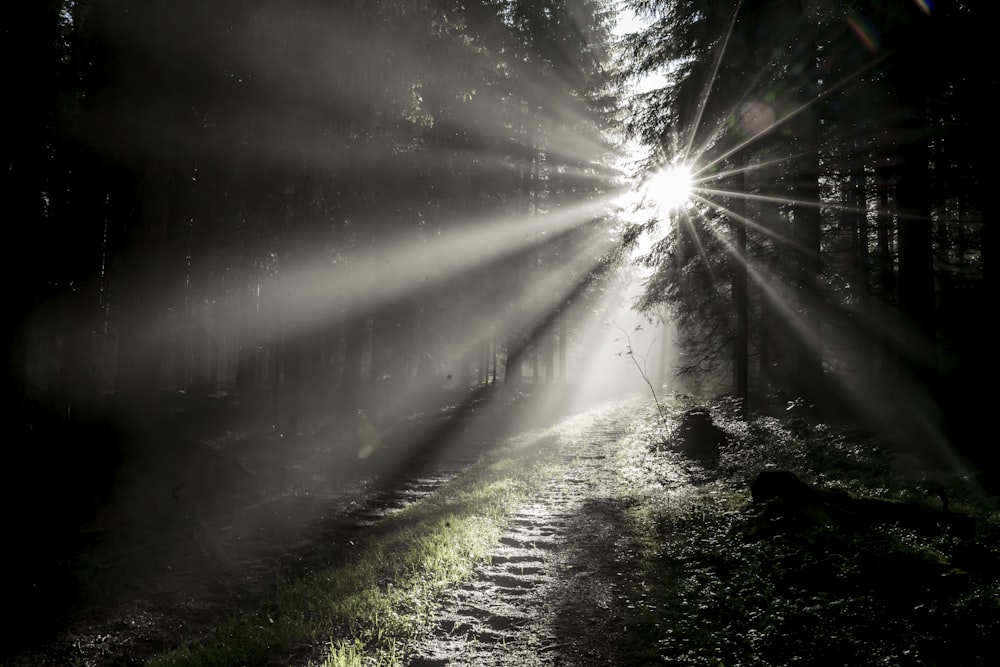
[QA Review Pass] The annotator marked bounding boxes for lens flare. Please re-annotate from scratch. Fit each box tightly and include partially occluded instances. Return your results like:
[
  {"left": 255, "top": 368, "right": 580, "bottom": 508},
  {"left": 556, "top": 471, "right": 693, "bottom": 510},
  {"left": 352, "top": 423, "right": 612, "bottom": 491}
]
[{"left": 645, "top": 163, "right": 694, "bottom": 212}]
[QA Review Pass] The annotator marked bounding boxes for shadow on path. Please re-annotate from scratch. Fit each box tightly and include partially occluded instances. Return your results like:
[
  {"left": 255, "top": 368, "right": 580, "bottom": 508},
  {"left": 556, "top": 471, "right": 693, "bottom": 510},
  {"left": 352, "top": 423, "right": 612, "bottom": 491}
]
[{"left": 404, "top": 405, "right": 651, "bottom": 666}]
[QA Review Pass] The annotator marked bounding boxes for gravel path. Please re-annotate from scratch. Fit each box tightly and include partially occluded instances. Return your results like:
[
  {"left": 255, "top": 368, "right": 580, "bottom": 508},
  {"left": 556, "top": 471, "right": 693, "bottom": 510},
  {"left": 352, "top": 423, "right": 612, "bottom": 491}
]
[
  {"left": 405, "top": 405, "right": 647, "bottom": 667},
  {"left": 6, "top": 397, "right": 659, "bottom": 667}
]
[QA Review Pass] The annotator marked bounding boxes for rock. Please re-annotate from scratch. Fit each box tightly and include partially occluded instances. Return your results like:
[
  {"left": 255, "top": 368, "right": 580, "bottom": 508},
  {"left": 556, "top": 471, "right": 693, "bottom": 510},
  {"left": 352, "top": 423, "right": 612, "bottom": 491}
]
[{"left": 750, "top": 470, "right": 819, "bottom": 504}]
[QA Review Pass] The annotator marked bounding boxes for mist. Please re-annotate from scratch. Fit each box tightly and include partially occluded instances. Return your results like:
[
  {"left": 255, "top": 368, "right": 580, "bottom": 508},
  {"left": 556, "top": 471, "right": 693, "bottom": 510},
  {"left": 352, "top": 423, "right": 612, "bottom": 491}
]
[{"left": 2, "top": 4, "right": 684, "bottom": 655}]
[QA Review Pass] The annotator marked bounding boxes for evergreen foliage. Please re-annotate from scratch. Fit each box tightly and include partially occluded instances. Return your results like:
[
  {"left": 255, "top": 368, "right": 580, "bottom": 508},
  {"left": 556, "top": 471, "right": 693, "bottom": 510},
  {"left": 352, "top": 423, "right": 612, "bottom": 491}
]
[{"left": 617, "top": 0, "right": 997, "bottom": 473}]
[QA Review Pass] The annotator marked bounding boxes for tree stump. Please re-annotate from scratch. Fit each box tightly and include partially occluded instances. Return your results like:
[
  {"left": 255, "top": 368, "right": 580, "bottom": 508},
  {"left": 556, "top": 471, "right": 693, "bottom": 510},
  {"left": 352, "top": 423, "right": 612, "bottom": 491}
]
[{"left": 675, "top": 407, "right": 725, "bottom": 464}]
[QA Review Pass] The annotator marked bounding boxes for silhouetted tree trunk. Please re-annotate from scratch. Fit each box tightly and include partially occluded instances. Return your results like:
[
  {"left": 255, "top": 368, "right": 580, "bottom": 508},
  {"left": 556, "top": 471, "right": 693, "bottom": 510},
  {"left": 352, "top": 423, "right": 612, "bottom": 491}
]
[
  {"left": 789, "top": 21, "right": 824, "bottom": 406},
  {"left": 115, "top": 163, "right": 174, "bottom": 404},
  {"left": 558, "top": 317, "right": 567, "bottom": 384},
  {"left": 895, "top": 130, "right": 935, "bottom": 375},
  {"left": 1, "top": 0, "right": 75, "bottom": 406},
  {"left": 731, "top": 161, "right": 749, "bottom": 418},
  {"left": 544, "top": 332, "right": 555, "bottom": 385},
  {"left": 339, "top": 314, "right": 366, "bottom": 425},
  {"left": 235, "top": 277, "right": 261, "bottom": 394},
  {"left": 504, "top": 331, "right": 524, "bottom": 386},
  {"left": 885, "top": 6, "right": 938, "bottom": 413}
]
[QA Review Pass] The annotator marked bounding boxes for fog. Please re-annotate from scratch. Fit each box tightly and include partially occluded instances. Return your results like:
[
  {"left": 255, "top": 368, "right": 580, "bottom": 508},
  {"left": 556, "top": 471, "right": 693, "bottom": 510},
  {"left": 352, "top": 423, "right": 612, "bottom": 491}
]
[
  {"left": 8, "top": 3, "right": 993, "bottom": 660},
  {"left": 5, "top": 7, "right": 688, "bottom": 652}
]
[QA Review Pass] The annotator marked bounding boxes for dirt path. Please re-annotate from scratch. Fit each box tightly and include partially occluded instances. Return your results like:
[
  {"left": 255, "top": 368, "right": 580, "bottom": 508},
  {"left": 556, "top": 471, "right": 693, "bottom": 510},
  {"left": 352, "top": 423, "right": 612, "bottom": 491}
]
[
  {"left": 405, "top": 407, "right": 646, "bottom": 667},
  {"left": 7, "top": 398, "right": 660, "bottom": 667}
]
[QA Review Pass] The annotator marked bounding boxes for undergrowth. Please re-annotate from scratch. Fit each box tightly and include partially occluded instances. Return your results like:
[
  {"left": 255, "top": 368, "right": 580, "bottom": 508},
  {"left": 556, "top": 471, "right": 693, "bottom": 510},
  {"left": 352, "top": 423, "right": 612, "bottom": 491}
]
[
  {"left": 144, "top": 432, "right": 565, "bottom": 667},
  {"left": 26, "top": 396, "right": 999, "bottom": 667},
  {"left": 618, "top": 397, "right": 1000, "bottom": 667}
]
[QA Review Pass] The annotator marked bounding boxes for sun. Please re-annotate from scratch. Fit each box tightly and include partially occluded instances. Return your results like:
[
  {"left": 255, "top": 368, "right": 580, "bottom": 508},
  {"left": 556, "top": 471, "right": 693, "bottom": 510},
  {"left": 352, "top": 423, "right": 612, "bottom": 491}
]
[{"left": 644, "top": 163, "right": 694, "bottom": 212}]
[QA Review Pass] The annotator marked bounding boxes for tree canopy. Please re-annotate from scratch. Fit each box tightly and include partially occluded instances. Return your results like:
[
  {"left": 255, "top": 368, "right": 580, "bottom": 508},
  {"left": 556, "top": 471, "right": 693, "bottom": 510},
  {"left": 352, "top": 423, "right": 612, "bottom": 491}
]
[
  {"left": 4, "top": 0, "right": 997, "bottom": 498},
  {"left": 2, "top": 0, "right": 630, "bottom": 434},
  {"left": 617, "top": 0, "right": 997, "bottom": 473}
]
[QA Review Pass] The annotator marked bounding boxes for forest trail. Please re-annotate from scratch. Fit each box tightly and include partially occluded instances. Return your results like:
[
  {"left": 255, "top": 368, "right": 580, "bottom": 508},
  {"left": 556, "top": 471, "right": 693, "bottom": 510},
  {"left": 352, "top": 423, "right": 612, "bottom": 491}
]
[
  {"left": 8, "top": 396, "right": 661, "bottom": 667},
  {"left": 404, "top": 407, "right": 644, "bottom": 667}
]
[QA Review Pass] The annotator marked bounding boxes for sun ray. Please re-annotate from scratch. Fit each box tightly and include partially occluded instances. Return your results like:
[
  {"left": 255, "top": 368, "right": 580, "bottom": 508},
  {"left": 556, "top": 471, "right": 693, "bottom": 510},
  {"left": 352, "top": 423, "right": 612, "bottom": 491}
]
[
  {"left": 689, "top": 192, "right": 813, "bottom": 256},
  {"left": 681, "top": 0, "right": 745, "bottom": 163},
  {"left": 703, "top": 212, "right": 965, "bottom": 473},
  {"left": 690, "top": 149, "right": 811, "bottom": 186},
  {"left": 679, "top": 185, "right": 968, "bottom": 476},
  {"left": 689, "top": 53, "right": 891, "bottom": 182},
  {"left": 671, "top": 206, "right": 723, "bottom": 291}
]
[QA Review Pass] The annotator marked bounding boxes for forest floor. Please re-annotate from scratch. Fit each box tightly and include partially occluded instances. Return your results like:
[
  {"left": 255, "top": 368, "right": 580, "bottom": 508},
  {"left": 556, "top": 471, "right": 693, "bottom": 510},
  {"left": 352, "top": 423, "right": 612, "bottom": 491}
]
[{"left": 5, "top": 392, "right": 1000, "bottom": 666}]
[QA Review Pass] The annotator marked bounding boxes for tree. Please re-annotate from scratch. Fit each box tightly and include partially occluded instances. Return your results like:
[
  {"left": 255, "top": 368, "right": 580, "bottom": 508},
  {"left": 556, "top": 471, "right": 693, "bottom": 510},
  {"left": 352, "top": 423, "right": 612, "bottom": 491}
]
[{"left": 621, "top": 0, "right": 997, "bottom": 473}]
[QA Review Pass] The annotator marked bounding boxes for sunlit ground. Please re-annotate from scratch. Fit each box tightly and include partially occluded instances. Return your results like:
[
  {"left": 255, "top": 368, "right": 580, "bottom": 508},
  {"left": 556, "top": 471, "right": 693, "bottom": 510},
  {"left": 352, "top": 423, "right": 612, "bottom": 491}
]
[{"left": 101, "top": 396, "right": 655, "bottom": 667}]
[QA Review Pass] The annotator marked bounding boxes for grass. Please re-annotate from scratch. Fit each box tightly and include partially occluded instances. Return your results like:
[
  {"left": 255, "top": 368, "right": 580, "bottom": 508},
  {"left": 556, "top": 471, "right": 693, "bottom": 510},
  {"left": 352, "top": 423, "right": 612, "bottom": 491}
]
[
  {"left": 26, "top": 394, "right": 1000, "bottom": 666},
  {"left": 613, "top": 397, "right": 1000, "bottom": 667},
  {"left": 145, "top": 432, "right": 565, "bottom": 667}
]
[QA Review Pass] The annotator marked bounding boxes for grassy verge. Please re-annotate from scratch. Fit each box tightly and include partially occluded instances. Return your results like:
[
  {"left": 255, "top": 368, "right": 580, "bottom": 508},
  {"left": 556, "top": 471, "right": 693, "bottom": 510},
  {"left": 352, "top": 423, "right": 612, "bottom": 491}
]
[
  {"left": 146, "top": 432, "right": 565, "bottom": 667},
  {"left": 615, "top": 399, "right": 1000, "bottom": 666}
]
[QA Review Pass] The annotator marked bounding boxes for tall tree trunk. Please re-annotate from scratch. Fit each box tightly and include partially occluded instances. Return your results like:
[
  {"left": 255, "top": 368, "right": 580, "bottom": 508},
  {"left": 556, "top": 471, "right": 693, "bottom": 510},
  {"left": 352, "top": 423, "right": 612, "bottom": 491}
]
[
  {"left": 115, "top": 164, "right": 174, "bottom": 406},
  {"left": 557, "top": 317, "right": 567, "bottom": 384},
  {"left": 281, "top": 336, "right": 302, "bottom": 438},
  {"left": 544, "top": 332, "right": 555, "bottom": 385},
  {"left": 895, "top": 125, "right": 935, "bottom": 383},
  {"left": 874, "top": 166, "right": 895, "bottom": 373},
  {"left": 790, "top": 81, "right": 824, "bottom": 407},
  {"left": 504, "top": 335, "right": 524, "bottom": 386},
  {"left": 339, "top": 314, "right": 366, "bottom": 425},
  {"left": 731, "top": 159, "right": 749, "bottom": 418},
  {"left": 480, "top": 332, "right": 489, "bottom": 386},
  {"left": 657, "top": 315, "right": 672, "bottom": 392},
  {"left": 0, "top": 0, "right": 63, "bottom": 409},
  {"left": 235, "top": 278, "right": 260, "bottom": 394}
]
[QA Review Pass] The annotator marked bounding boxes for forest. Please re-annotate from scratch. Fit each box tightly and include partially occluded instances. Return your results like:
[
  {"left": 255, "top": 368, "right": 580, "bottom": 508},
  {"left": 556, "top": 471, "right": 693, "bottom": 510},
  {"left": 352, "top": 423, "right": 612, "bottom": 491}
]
[
  {"left": 3, "top": 0, "right": 998, "bottom": 664},
  {"left": 622, "top": 0, "right": 995, "bottom": 465}
]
